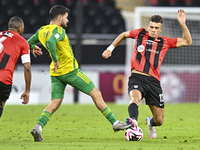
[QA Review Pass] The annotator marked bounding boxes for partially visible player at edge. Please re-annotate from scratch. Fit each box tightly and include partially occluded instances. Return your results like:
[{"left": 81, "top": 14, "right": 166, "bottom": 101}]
[
  {"left": 0, "top": 17, "right": 32, "bottom": 117},
  {"left": 28, "top": 5, "right": 131, "bottom": 142},
  {"left": 102, "top": 9, "right": 192, "bottom": 139}
]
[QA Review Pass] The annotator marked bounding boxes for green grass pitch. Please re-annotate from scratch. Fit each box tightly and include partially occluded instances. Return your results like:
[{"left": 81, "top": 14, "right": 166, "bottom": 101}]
[{"left": 0, "top": 103, "right": 200, "bottom": 150}]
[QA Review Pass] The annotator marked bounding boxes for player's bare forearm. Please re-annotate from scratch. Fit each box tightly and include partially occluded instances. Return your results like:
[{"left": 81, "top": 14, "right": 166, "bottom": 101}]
[
  {"left": 111, "top": 31, "right": 129, "bottom": 47},
  {"left": 24, "top": 62, "right": 31, "bottom": 92},
  {"left": 21, "top": 62, "right": 31, "bottom": 104},
  {"left": 180, "top": 24, "right": 192, "bottom": 46},
  {"left": 102, "top": 31, "right": 130, "bottom": 59}
]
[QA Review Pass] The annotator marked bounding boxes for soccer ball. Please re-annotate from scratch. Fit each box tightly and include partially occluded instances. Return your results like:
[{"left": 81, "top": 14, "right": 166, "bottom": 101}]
[{"left": 124, "top": 126, "right": 143, "bottom": 141}]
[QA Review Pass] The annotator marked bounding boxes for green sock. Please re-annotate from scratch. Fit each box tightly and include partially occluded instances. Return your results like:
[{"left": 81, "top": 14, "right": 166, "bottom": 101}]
[
  {"left": 37, "top": 111, "right": 51, "bottom": 128},
  {"left": 101, "top": 107, "right": 117, "bottom": 125}
]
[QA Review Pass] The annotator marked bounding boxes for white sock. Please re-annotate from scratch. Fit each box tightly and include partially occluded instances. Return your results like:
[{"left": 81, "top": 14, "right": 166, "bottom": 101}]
[
  {"left": 113, "top": 120, "right": 119, "bottom": 126},
  {"left": 36, "top": 124, "right": 42, "bottom": 132}
]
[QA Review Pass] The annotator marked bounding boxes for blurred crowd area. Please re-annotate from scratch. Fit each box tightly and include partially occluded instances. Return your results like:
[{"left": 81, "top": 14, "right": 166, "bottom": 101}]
[{"left": 0, "top": 0, "right": 199, "bottom": 34}]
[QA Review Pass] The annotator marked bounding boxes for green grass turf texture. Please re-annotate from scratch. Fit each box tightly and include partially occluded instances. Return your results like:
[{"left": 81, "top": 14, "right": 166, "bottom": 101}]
[{"left": 0, "top": 103, "right": 200, "bottom": 150}]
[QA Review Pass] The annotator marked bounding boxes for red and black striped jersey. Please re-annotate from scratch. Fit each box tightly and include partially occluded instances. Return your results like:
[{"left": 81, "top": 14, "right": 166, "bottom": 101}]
[
  {"left": 0, "top": 31, "right": 30, "bottom": 85},
  {"left": 129, "top": 28, "right": 177, "bottom": 81}
]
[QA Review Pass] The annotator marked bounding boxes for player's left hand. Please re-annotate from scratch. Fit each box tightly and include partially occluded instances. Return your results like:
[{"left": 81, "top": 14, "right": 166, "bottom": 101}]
[
  {"left": 52, "top": 62, "right": 59, "bottom": 73},
  {"left": 21, "top": 91, "right": 30, "bottom": 104},
  {"left": 177, "top": 9, "right": 186, "bottom": 25},
  {"left": 32, "top": 45, "right": 43, "bottom": 57},
  {"left": 102, "top": 50, "right": 112, "bottom": 59}
]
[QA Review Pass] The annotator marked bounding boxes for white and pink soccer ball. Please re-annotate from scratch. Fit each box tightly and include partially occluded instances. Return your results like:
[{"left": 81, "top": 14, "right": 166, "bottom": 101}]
[{"left": 124, "top": 126, "right": 143, "bottom": 141}]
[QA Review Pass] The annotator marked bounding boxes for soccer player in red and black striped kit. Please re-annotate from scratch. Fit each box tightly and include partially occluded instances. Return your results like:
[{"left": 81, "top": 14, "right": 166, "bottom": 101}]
[
  {"left": 102, "top": 9, "right": 192, "bottom": 139},
  {"left": 0, "top": 17, "right": 32, "bottom": 117}
]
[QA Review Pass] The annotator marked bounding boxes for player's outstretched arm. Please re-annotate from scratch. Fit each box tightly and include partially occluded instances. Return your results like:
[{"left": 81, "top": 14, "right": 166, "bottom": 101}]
[
  {"left": 102, "top": 31, "right": 130, "bottom": 59},
  {"left": 176, "top": 9, "right": 192, "bottom": 47},
  {"left": 21, "top": 62, "right": 31, "bottom": 104},
  {"left": 28, "top": 30, "right": 41, "bottom": 56}
]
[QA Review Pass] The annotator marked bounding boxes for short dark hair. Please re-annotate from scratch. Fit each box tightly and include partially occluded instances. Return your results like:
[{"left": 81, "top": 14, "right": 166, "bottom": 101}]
[
  {"left": 149, "top": 15, "right": 163, "bottom": 24},
  {"left": 8, "top": 16, "right": 24, "bottom": 29},
  {"left": 49, "top": 5, "right": 70, "bottom": 20}
]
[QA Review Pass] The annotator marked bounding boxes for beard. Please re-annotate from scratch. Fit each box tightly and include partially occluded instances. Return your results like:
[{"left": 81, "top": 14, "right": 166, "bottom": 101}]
[{"left": 61, "top": 19, "right": 67, "bottom": 29}]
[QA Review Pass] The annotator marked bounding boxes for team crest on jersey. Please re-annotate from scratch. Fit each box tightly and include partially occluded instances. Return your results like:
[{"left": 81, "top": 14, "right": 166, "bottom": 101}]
[
  {"left": 137, "top": 45, "right": 145, "bottom": 52},
  {"left": 134, "top": 85, "right": 138, "bottom": 88},
  {"left": 55, "top": 33, "right": 60, "bottom": 39}
]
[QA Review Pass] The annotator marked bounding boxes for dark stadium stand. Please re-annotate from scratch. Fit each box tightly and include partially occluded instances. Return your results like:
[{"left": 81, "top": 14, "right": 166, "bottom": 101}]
[
  {"left": 149, "top": 0, "right": 200, "bottom": 6},
  {"left": 0, "top": 0, "right": 124, "bottom": 34},
  {"left": 157, "top": 0, "right": 170, "bottom": 6},
  {"left": 1, "top": 0, "right": 198, "bottom": 33},
  {"left": 172, "top": 0, "right": 186, "bottom": 6},
  {"left": 51, "top": 0, "right": 67, "bottom": 6},
  {"left": 189, "top": 0, "right": 200, "bottom": 6}
]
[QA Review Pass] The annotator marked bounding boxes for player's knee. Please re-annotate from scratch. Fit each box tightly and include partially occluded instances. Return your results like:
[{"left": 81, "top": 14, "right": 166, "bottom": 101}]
[{"left": 129, "top": 98, "right": 140, "bottom": 106}]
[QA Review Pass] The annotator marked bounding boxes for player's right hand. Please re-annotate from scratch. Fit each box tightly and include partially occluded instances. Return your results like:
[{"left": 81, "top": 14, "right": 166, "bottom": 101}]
[
  {"left": 102, "top": 50, "right": 112, "bottom": 59},
  {"left": 32, "top": 45, "right": 43, "bottom": 57}
]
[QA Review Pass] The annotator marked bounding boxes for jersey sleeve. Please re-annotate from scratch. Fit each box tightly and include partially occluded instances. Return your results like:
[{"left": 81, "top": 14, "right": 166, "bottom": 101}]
[
  {"left": 166, "top": 37, "right": 178, "bottom": 48},
  {"left": 129, "top": 28, "right": 144, "bottom": 39},
  {"left": 45, "top": 27, "right": 65, "bottom": 63},
  {"left": 27, "top": 28, "right": 41, "bottom": 50}
]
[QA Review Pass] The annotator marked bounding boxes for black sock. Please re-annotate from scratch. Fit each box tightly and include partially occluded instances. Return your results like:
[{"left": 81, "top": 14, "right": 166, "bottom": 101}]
[
  {"left": 150, "top": 118, "right": 158, "bottom": 126},
  {"left": 128, "top": 103, "right": 139, "bottom": 121},
  {"left": 0, "top": 107, "right": 3, "bottom": 118}
]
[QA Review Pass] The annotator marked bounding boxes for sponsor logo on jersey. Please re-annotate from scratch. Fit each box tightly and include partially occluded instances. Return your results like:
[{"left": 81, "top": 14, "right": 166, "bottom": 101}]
[
  {"left": 146, "top": 48, "right": 160, "bottom": 54},
  {"left": 137, "top": 45, "right": 145, "bottom": 52}
]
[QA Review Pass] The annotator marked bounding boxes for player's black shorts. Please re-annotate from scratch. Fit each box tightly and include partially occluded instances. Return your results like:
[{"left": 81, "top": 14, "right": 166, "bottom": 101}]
[
  {"left": 0, "top": 81, "right": 12, "bottom": 102},
  {"left": 128, "top": 73, "right": 164, "bottom": 108}
]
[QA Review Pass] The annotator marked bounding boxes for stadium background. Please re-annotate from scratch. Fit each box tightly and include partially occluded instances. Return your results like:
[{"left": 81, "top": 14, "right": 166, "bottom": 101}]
[{"left": 1, "top": 0, "right": 199, "bottom": 104}]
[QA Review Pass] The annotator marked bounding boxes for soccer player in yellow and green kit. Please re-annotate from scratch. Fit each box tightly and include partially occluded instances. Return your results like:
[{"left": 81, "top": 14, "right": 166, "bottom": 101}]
[{"left": 28, "top": 5, "right": 131, "bottom": 142}]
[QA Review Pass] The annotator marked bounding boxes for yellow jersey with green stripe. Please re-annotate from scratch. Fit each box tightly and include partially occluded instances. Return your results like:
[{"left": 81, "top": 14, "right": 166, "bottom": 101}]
[{"left": 28, "top": 24, "right": 79, "bottom": 76}]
